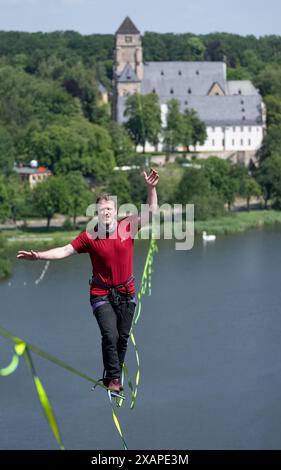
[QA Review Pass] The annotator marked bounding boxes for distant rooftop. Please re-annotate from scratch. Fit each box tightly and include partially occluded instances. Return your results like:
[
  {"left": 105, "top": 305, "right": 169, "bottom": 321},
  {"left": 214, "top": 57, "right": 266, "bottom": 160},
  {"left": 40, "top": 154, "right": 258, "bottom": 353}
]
[{"left": 115, "top": 16, "right": 140, "bottom": 35}]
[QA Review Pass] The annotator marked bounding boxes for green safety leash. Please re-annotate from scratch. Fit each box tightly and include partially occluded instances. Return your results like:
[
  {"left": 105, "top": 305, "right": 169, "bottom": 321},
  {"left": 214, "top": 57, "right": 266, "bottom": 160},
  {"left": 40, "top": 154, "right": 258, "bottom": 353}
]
[
  {"left": 0, "top": 326, "right": 127, "bottom": 450},
  {"left": 0, "top": 237, "right": 158, "bottom": 449},
  {"left": 122, "top": 237, "right": 158, "bottom": 409}
]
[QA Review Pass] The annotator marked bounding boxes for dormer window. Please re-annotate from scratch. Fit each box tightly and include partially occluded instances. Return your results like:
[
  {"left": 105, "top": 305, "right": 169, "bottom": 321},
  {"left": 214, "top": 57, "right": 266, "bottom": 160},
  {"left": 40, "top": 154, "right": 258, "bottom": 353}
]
[
  {"left": 242, "top": 116, "right": 246, "bottom": 120},
  {"left": 125, "top": 35, "right": 132, "bottom": 43}
]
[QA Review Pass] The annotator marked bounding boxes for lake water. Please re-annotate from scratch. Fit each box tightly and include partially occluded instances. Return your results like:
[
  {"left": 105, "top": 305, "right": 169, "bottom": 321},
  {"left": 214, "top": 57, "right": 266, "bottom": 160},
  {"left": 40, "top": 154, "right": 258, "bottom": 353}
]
[{"left": 1, "top": 225, "right": 281, "bottom": 450}]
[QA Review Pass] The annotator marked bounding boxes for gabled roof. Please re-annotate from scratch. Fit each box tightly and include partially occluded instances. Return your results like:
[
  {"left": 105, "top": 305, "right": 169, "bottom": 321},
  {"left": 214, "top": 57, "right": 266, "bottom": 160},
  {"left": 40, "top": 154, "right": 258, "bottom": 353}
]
[
  {"left": 118, "top": 63, "right": 139, "bottom": 82},
  {"left": 116, "top": 16, "right": 140, "bottom": 35}
]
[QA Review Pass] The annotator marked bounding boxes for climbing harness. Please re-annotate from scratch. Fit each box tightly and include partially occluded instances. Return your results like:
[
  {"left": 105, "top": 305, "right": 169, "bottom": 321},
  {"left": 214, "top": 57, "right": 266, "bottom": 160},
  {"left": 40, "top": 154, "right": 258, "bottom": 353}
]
[{"left": 89, "top": 274, "right": 135, "bottom": 308}]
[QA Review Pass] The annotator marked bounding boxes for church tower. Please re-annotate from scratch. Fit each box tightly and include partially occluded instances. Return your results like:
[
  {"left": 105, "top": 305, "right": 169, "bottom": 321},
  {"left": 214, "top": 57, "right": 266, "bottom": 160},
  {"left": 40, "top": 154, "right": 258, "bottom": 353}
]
[{"left": 112, "top": 16, "right": 143, "bottom": 120}]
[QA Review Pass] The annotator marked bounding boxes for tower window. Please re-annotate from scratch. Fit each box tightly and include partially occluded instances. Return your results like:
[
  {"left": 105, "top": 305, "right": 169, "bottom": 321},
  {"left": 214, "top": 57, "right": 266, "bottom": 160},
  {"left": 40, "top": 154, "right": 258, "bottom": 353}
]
[{"left": 125, "top": 35, "right": 132, "bottom": 43}]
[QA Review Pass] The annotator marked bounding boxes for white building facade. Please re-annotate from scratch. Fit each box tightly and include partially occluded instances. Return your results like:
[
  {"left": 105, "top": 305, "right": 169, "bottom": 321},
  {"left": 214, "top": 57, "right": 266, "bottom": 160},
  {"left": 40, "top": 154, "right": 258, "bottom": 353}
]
[{"left": 113, "top": 17, "right": 266, "bottom": 164}]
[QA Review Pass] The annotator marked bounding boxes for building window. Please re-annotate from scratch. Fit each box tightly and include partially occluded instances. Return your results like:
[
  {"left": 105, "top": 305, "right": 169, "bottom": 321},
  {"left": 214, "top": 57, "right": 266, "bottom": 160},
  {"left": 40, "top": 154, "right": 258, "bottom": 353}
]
[
  {"left": 240, "top": 139, "right": 243, "bottom": 145},
  {"left": 248, "top": 138, "right": 251, "bottom": 145},
  {"left": 240, "top": 126, "right": 243, "bottom": 132},
  {"left": 232, "top": 139, "right": 235, "bottom": 145},
  {"left": 152, "top": 88, "right": 156, "bottom": 93},
  {"left": 222, "top": 139, "right": 225, "bottom": 146},
  {"left": 232, "top": 126, "right": 236, "bottom": 132},
  {"left": 184, "top": 100, "right": 188, "bottom": 105},
  {"left": 188, "top": 88, "right": 192, "bottom": 94},
  {"left": 257, "top": 127, "right": 260, "bottom": 132},
  {"left": 178, "top": 70, "right": 182, "bottom": 75},
  {"left": 125, "top": 36, "right": 132, "bottom": 43},
  {"left": 212, "top": 139, "right": 215, "bottom": 146},
  {"left": 212, "top": 127, "right": 215, "bottom": 132},
  {"left": 242, "top": 116, "right": 246, "bottom": 121},
  {"left": 170, "top": 88, "right": 174, "bottom": 94},
  {"left": 238, "top": 89, "right": 242, "bottom": 94},
  {"left": 248, "top": 127, "right": 252, "bottom": 132},
  {"left": 196, "top": 70, "right": 199, "bottom": 75},
  {"left": 241, "top": 100, "right": 244, "bottom": 105},
  {"left": 161, "top": 70, "right": 164, "bottom": 76},
  {"left": 241, "top": 108, "right": 245, "bottom": 112}
]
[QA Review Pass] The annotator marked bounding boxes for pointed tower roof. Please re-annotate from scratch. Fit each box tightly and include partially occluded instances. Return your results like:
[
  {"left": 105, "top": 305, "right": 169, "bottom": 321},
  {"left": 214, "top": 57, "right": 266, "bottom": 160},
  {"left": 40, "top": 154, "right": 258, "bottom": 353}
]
[{"left": 116, "top": 16, "right": 140, "bottom": 35}]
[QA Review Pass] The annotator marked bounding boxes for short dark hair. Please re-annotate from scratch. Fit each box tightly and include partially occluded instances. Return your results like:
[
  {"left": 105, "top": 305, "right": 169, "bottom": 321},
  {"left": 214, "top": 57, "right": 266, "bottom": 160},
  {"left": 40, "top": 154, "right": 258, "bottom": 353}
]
[{"left": 95, "top": 193, "right": 117, "bottom": 208}]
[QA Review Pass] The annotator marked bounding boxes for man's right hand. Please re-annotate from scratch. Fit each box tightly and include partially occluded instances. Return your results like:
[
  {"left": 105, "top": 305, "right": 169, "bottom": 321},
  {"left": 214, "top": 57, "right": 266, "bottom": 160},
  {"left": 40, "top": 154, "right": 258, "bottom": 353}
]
[{"left": 16, "top": 250, "right": 39, "bottom": 260}]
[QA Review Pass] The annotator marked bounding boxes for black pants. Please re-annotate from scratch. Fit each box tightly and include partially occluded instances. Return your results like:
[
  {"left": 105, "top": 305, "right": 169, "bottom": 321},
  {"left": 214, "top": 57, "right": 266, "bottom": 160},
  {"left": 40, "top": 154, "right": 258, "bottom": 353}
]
[{"left": 90, "top": 294, "right": 136, "bottom": 381}]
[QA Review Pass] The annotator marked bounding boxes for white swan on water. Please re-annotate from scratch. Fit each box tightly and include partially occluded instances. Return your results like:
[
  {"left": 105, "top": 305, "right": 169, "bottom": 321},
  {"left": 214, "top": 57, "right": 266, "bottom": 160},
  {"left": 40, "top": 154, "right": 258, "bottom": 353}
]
[{"left": 202, "top": 231, "right": 216, "bottom": 241}]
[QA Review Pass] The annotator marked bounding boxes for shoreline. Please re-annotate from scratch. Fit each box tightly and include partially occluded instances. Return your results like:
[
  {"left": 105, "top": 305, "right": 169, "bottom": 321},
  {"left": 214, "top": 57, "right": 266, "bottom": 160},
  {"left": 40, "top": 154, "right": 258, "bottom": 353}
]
[{"left": 1, "top": 210, "right": 281, "bottom": 251}]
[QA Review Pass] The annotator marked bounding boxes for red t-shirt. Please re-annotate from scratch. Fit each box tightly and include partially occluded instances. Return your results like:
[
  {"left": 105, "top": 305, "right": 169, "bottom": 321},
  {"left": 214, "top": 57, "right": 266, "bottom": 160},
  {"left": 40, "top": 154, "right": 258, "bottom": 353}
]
[{"left": 70, "top": 216, "right": 139, "bottom": 296}]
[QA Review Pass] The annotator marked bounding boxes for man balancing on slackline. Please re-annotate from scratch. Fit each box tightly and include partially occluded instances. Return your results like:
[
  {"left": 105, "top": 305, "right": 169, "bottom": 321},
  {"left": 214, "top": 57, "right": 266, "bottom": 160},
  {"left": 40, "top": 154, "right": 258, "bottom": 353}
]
[{"left": 16, "top": 168, "right": 159, "bottom": 395}]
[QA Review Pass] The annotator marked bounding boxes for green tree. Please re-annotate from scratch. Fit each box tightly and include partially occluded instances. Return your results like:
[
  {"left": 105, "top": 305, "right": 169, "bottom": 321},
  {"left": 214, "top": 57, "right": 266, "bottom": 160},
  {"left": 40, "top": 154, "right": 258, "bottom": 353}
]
[
  {"left": 175, "top": 166, "right": 225, "bottom": 220},
  {"left": 202, "top": 157, "right": 237, "bottom": 210},
  {"left": 164, "top": 99, "right": 185, "bottom": 153},
  {"left": 124, "top": 93, "right": 161, "bottom": 153},
  {"left": 64, "top": 171, "right": 92, "bottom": 225},
  {"left": 107, "top": 171, "right": 132, "bottom": 207},
  {"left": 106, "top": 121, "right": 135, "bottom": 166},
  {"left": 241, "top": 176, "right": 262, "bottom": 211},
  {"left": 256, "top": 154, "right": 281, "bottom": 209},
  {"left": 32, "top": 176, "right": 70, "bottom": 228},
  {"left": 0, "top": 175, "right": 10, "bottom": 222},
  {"left": 264, "top": 95, "right": 281, "bottom": 126},
  {"left": 257, "top": 125, "right": 281, "bottom": 162},
  {"left": 0, "top": 126, "right": 15, "bottom": 174},
  {"left": 189, "top": 109, "right": 207, "bottom": 150},
  {"left": 6, "top": 173, "right": 31, "bottom": 223}
]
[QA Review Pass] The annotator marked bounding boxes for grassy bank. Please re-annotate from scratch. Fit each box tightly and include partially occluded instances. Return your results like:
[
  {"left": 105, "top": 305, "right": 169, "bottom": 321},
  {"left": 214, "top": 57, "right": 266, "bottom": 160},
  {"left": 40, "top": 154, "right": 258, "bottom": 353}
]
[
  {"left": 194, "top": 210, "right": 281, "bottom": 235},
  {"left": 1, "top": 210, "right": 281, "bottom": 252}
]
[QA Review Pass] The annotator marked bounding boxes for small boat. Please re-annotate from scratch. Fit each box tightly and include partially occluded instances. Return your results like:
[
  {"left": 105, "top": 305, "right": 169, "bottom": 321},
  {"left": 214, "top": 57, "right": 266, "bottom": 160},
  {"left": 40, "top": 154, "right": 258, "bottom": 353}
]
[{"left": 202, "top": 231, "right": 216, "bottom": 241}]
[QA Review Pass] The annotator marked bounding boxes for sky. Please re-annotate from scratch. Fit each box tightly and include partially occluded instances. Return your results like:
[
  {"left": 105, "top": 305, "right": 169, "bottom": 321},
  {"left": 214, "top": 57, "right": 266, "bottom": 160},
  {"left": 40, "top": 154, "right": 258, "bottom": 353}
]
[{"left": 0, "top": 0, "right": 280, "bottom": 38}]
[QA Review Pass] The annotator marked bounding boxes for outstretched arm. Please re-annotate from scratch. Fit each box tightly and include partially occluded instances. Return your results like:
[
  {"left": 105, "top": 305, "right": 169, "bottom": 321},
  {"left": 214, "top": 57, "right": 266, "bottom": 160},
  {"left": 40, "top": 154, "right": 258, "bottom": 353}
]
[
  {"left": 16, "top": 243, "right": 77, "bottom": 261},
  {"left": 139, "top": 168, "right": 160, "bottom": 229}
]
